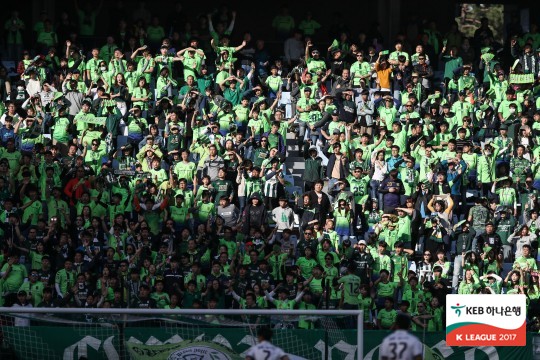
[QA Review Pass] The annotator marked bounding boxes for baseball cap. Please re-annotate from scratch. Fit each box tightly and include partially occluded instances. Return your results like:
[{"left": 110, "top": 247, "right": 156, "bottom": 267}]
[{"left": 358, "top": 240, "right": 367, "bottom": 245}]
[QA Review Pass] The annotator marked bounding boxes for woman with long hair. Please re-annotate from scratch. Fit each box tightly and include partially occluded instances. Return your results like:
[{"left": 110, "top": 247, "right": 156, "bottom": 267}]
[
  {"left": 370, "top": 150, "right": 388, "bottom": 204},
  {"left": 333, "top": 199, "right": 352, "bottom": 243},
  {"left": 417, "top": 250, "right": 434, "bottom": 283},
  {"left": 458, "top": 269, "right": 480, "bottom": 294},
  {"left": 426, "top": 197, "right": 454, "bottom": 256}
]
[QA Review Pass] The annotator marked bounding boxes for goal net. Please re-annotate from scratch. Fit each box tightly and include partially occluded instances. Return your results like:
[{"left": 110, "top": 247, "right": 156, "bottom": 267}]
[{"left": 0, "top": 308, "right": 363, "bottom": 360}]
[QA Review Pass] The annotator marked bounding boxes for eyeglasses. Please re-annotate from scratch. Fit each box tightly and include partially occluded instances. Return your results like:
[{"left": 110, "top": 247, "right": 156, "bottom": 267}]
[{"left": 304, "top": 232, "right": 312, "bottom": 235}]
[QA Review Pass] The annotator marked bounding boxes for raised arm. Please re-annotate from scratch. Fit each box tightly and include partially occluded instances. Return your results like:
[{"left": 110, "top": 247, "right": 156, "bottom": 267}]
[{"left": 131, "top": 45, "right": 147, "bottom": 60}]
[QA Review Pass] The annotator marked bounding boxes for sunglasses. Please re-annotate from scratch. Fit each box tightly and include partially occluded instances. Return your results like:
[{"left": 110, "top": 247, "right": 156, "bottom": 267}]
[{"left": 304, "top": 232, "right": 312, "bottom": 235}]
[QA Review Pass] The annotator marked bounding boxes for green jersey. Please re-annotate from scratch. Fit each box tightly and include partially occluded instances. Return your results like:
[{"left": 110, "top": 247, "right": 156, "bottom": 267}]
[
  {"left": 377, "top": 308, "right": 397, "bottom": 329},
  {"left": 338, "top": 274, "right": 361, "bottom": 305}
]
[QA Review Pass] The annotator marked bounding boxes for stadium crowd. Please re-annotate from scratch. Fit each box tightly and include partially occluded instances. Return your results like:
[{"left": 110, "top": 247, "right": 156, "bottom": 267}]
[{"left": 1, "top": 3, "right": 540, "bottom": 332}]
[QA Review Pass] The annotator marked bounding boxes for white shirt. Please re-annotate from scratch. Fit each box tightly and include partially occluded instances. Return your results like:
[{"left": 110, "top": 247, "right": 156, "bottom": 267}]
[
  {"left": 12, "top": 303, "right": 33, "bottom": 327},
  {"left": 372, "top": 160, "right": 388, "bottom": 181},
  {"left": 379, "top": 330, "right": 423, "bottom": 360},
  {"left": 246, "top": 341, "right": 287, "bottom": 360}
]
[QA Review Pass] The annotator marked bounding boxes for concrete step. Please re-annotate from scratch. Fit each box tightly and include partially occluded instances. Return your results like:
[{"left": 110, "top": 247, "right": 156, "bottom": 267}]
[
  {"left": 287, "top": 144, "right": 298, "bottom": 151},
  {"left": 286, "top": 132, "right": 297, "bottom": 140},
  {"left": 286, "top": 156, "right": 305, "bottom": 163}
]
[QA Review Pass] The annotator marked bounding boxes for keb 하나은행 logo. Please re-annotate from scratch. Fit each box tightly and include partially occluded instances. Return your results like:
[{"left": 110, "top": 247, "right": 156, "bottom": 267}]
[
  {"left": 446, "top": 294, "right": 526, "bottom": 347},
  {"left": 451, "top": 303, "right": 466, "bottom": 317}
]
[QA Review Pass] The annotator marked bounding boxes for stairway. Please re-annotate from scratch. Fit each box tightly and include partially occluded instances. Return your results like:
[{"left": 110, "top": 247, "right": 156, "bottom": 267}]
[{"left": 284, "top": 132, "right": 304, "bottom": 189}]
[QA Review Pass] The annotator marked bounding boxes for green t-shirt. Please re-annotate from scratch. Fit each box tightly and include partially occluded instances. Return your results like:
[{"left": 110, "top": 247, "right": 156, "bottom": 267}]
[
  {"left": 196, "top": 201, "right": 215, "bottom": 223},
  {"left": 377, "top": 308, "right": 397, "bottom": 329},
  {"left": 296, "top": 257, "right": 318, "bottom": 279},
  {"left": 51, "top": 117, "right": 71, "bottom": 143},
  {"left": 338, "top": 274, "right": 361, "bottom": 305},
  {"left": 1, "top": 263, "right": 27, "bottom": 292},
  {"left": 376, "top": 280, "right": 397, "bottom": 298}
]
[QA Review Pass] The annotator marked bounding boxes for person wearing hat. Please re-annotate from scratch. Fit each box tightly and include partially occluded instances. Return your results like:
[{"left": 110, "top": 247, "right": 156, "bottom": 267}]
[
  {"left": 303, "top": 142, "right": 323, "bottom": 192},
  {"left": 379, "top": 94, "right": 398, "bottom": 131},
  {"left": 12, "top": 288, "right": 32, "bottom": 326},
  {"left": 348, "top": 239, "right": 373, "bottom": 283},
  {"left": 492, "top": 121, "right": 513, "bottom": 161},
  {"left": 497, "top": 88, "right": 521, "bottom": 121},
  {"left": 451, "top": 89, "right": 473, "bottom": 125}
]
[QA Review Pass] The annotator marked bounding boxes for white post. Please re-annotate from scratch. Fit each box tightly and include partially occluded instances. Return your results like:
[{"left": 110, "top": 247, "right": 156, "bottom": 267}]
[{"left": 357, "top": 312, "right": 363, "bottom": 360}]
